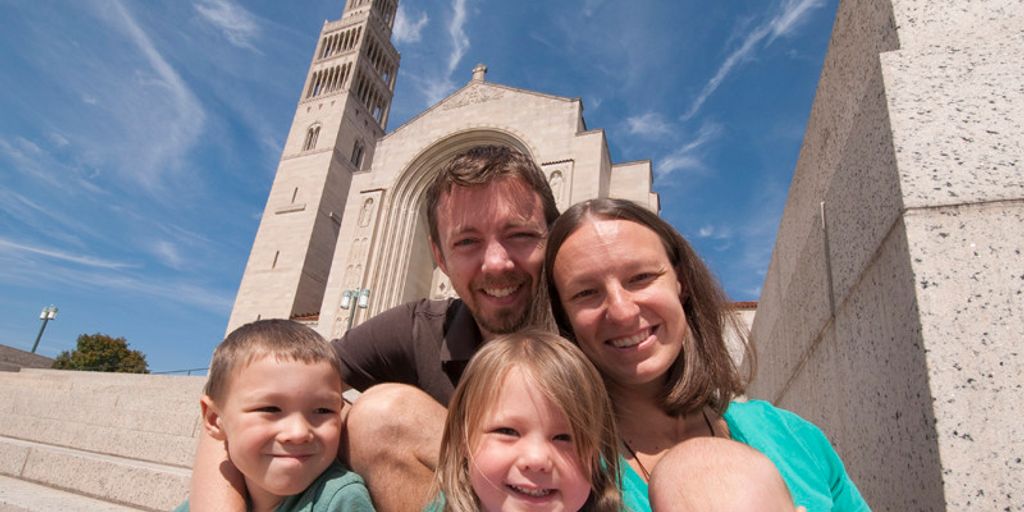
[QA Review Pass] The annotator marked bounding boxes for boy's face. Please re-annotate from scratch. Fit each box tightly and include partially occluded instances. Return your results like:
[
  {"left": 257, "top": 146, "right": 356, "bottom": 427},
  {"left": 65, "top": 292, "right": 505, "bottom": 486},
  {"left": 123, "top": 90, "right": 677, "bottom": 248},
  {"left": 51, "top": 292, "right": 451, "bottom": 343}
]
[{"left": 203, "top": 356, "right": 342, "bottom": 508}]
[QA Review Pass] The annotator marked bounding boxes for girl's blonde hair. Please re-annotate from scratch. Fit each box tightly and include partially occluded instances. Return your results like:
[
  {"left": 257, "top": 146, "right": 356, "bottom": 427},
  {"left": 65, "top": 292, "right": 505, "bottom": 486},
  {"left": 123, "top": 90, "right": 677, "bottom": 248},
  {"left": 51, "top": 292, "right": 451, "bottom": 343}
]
[{"left": 436, "top": 330, "right": 622, "bottom": 512}]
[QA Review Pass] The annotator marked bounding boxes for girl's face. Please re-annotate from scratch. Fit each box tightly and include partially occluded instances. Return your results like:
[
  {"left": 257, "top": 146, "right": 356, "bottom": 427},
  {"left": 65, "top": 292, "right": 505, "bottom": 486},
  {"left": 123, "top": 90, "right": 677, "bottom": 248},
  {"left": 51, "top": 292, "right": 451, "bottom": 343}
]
[
  {"left": 553, "top": 218, "right": 686, "bottom": 394},
  {"left": 469, "top": 367, "right": 591, "bottom": 512}
]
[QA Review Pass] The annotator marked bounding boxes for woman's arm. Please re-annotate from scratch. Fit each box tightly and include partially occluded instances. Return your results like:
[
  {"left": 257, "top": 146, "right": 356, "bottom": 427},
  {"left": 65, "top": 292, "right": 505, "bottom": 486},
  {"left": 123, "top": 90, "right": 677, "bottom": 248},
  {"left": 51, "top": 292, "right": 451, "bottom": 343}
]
[{"left": 189, "top": 430, "right": 247, "bottom": 510}]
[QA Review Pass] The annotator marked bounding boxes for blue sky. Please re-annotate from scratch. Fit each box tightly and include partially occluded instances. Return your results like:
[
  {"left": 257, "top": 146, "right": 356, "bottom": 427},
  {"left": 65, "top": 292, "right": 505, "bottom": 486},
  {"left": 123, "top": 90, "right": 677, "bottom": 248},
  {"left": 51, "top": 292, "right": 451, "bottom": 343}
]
[{"left": 0, "top": 0, "right": 838, "bottom": 372}]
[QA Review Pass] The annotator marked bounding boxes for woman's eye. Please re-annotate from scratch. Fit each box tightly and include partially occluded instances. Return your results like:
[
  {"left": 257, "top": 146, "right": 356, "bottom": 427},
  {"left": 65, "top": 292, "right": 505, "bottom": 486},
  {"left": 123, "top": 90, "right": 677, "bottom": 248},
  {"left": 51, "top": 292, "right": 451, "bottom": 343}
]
[
  {"left": 630, "top": 271, "right": 660, "bottom": 285},
  {"left": 570, "top": 288, "right": 596, "bottom": 301}
]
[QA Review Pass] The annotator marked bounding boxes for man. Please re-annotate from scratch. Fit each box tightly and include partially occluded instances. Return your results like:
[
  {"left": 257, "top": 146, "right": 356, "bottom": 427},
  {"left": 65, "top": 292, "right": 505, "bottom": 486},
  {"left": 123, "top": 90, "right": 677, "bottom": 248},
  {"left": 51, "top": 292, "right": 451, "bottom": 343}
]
[{"left": 189, "top": 145, "right": 560, "bottom": 511}]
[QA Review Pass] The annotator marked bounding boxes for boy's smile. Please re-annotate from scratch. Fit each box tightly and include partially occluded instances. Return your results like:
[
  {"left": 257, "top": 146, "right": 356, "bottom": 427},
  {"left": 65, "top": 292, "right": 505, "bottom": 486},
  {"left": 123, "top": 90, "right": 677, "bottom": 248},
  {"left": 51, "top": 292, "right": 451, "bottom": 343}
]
[{"left": 204, "top": 356, "right": 343, "bottom": 511}]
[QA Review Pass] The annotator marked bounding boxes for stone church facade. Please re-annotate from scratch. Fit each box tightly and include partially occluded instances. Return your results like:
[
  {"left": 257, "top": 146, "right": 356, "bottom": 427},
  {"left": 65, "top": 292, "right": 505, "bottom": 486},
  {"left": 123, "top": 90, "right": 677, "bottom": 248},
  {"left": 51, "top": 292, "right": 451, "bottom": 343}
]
[{"left": 226, "top": 0, "right": 658, "bottom": 340}]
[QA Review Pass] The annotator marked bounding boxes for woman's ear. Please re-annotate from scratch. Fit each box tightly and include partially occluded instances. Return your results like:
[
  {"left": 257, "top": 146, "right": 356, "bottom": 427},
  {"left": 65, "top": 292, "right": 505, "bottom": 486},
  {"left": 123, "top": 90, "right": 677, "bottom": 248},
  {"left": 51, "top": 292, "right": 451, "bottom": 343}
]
[{"left": 200, "top": 395, "right": 227, "bottom": 441}]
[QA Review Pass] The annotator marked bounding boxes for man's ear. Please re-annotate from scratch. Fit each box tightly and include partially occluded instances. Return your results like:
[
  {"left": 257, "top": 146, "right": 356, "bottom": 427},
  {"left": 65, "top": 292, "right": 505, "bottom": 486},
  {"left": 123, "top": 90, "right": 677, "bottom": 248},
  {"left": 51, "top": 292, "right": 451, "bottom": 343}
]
[
  {"left": 429, "top": 237, "right": 449, "bottom": 275},
  {"left": 200, "top": 395, "right": 227, "bottom": 441}
]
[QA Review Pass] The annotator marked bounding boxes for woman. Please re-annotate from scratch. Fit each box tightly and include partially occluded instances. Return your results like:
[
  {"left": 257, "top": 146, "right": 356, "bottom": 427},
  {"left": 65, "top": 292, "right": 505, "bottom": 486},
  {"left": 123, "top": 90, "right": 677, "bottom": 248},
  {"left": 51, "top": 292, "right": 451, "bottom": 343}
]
[{"left": 544, "top": 198, "right": 868, "bottom": 512}]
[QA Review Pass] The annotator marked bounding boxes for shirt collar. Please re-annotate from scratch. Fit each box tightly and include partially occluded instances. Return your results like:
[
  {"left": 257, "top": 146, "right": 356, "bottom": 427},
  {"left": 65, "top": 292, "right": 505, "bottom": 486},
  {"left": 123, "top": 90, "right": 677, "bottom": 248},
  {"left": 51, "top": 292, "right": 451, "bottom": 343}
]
[{"left": 440, "top": 299, "right": 483, "bottom": 363}]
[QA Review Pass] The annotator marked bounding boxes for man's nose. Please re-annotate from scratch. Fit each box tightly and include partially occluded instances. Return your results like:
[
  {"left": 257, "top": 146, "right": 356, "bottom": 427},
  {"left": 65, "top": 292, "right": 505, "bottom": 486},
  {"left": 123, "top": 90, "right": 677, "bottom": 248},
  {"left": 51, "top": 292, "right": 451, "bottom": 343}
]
[{"left": 481, "top": 239, "right": 514, "bottom": 273}]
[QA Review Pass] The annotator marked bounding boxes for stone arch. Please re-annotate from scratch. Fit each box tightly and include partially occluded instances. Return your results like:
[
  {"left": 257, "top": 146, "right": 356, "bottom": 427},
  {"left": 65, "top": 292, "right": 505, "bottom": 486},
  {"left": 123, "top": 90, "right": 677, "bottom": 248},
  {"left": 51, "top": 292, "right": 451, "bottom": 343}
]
[{"left": 364, "top": 129, "right": 535, "bottom": 314}]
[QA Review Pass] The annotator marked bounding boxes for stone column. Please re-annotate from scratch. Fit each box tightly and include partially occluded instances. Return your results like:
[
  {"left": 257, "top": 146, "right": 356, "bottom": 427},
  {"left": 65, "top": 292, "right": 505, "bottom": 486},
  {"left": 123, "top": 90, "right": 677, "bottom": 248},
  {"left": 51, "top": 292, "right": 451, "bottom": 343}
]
[{"left": 749, "top": 0, "right": 1023, "bottom": 510}]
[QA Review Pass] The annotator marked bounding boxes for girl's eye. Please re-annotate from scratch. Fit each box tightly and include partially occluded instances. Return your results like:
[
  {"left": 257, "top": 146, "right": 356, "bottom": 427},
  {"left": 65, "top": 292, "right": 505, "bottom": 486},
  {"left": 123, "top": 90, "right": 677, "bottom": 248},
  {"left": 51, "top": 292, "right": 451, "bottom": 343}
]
[
  {"left": 493, "top": 427, "right": 519, "bottom": 437},
  {"left": 553, "top": 433, "right": 572, "bottom": 442},
  {"left": 314, "top": 407, "right": 336, "bottom": 415}
]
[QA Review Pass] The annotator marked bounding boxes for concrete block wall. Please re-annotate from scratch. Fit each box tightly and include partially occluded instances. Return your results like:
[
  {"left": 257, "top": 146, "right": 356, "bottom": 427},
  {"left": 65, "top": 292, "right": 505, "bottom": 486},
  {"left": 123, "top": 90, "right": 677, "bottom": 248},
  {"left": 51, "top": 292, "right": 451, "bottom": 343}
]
[
  {"left": 749, "top": 0, "right": 1022, "bottom": 510},
  {"left": 0, "top": 343, "right": 54, "bottom": 371},
  {"left": 0, "top": 369, "right": 202, "bottom": 511}
]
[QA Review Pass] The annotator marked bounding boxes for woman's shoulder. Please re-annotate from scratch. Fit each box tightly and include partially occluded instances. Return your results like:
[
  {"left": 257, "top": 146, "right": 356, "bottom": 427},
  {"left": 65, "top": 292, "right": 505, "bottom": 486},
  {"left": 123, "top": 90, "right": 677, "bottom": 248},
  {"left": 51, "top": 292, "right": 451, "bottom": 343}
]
[
  {"left": 725, "top": 400, "right": 820, "bottom": 433},
  {"left": 723, "top": 399, "right": 833, "bottom": 456}
]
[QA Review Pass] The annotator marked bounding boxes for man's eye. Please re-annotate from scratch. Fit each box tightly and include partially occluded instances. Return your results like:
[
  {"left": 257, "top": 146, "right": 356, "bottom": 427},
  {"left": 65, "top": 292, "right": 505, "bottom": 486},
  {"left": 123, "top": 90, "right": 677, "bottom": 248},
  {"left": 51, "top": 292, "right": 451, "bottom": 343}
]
[
  {"left": 453, "top": 238, "right": 477, "bottom": 248},
  {"left": 255, "top": 406, "right": 281, "bottom": 413}
]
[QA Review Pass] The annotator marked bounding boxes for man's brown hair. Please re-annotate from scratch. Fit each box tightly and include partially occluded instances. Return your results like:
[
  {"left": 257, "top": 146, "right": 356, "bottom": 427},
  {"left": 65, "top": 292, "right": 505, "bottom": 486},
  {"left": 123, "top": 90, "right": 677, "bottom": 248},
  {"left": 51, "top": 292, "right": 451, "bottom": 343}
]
[{"left": 424, "top": 144, "right": 559, "bottom": 246}]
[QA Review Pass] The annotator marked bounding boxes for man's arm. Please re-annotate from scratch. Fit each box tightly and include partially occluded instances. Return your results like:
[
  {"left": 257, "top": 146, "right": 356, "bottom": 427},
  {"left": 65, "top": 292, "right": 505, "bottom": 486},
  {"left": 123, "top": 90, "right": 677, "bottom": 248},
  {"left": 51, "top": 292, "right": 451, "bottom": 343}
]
[
  {"left": 189, "top": 429, "right": 247, "bottom": 510},
  {"left": 333, "top": 300, "right": 423, "bottom": 391}
]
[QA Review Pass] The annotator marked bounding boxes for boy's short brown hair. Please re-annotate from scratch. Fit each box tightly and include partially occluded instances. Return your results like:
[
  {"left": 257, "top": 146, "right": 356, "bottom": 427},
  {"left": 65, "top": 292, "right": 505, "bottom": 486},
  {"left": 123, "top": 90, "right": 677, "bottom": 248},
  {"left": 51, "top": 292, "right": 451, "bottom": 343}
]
[{"left": 204, "top": 319, "right": 342, "bottom": 403}]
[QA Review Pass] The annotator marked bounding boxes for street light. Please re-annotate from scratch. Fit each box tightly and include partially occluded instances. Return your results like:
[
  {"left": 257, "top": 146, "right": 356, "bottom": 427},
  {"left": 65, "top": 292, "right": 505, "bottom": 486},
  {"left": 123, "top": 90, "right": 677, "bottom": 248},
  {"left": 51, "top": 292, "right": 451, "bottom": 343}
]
[
  {"left": 340, "top": 288, "right": 370, "bottom": 332},
  {"left": 31, "top": 305, "right": 58, "bottom": 354}
]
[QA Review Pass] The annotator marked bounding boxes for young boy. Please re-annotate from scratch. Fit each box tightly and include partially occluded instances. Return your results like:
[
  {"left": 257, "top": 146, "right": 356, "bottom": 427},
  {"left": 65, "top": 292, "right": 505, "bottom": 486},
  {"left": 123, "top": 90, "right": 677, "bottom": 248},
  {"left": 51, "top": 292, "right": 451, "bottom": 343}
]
[{"left": 177, "top": 319, "right": 374, "bottom": 512}]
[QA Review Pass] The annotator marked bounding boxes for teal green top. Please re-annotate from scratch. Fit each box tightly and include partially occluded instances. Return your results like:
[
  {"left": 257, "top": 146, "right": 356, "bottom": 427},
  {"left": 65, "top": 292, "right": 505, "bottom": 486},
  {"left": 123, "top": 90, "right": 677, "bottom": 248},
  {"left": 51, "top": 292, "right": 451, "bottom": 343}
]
[
  {"left": 619, "top": 400, "right": 869, "bottom": 512},
  {"left": 174, "top": 462, "right": 375, "bottom": 512}
]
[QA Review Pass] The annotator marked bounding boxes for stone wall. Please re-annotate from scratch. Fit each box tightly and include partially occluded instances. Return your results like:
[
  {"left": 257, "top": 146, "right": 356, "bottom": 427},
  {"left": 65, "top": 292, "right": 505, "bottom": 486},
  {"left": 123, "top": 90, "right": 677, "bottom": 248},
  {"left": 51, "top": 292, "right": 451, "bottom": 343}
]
[
  {"left": 749, "top": 0, "right": 1022, "bottom": 510},
  {"left": 0, "top": 344, "right": 54, "bottom": 372}
]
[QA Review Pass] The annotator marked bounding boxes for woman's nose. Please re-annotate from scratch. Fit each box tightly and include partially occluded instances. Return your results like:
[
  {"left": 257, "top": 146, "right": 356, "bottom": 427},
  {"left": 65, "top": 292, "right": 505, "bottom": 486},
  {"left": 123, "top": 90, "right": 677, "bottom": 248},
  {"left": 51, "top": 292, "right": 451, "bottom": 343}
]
[{"left": 605, "top": 285, "right": 639, "bottom": 323}]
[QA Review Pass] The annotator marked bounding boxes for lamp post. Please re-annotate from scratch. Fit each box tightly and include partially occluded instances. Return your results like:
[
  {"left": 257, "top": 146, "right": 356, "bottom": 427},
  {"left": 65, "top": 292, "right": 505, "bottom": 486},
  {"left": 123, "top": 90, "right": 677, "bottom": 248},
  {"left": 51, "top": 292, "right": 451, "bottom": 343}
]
[
  {"left": 340, "top": 288, "right": 370, "bottom": 333},
  {"left": 31, "top": 305, "right": 58, "bottom": 354}
]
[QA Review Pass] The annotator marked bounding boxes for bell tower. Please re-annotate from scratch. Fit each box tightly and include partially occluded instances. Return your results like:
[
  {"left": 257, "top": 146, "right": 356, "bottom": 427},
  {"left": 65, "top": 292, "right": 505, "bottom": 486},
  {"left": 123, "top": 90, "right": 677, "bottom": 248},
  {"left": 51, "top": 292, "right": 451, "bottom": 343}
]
[{"left": 227, "top": 0, "right": 400, "bottom": 333}]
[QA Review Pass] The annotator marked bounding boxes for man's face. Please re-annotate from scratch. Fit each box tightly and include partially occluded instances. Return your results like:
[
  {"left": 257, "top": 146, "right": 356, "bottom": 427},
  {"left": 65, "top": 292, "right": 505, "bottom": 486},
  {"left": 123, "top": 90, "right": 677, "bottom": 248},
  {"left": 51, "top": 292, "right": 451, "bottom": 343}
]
[{"left": 431, "top": 177, "right": 548, "bottom": 339}]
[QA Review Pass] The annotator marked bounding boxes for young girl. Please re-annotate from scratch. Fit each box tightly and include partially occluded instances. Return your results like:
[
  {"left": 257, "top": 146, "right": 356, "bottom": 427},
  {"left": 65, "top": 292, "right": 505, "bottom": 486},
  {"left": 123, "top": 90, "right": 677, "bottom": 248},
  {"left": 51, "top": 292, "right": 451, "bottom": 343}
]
[{"left": 435, "top": 330, "right": 623, "bottom": 512}]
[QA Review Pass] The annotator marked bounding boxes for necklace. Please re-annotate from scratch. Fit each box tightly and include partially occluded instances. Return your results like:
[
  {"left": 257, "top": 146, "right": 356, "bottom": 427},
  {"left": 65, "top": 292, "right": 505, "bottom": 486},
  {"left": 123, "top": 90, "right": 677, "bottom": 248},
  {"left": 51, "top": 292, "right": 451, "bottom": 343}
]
[{"left": 621, "top": 409, "right": 717, "bottom": 482}]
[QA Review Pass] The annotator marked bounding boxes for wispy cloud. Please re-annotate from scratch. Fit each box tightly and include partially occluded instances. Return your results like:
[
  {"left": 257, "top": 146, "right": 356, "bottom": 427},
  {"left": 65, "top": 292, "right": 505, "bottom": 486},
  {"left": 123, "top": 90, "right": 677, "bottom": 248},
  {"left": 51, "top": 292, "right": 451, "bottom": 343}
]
[
  {"left": 83, "top": 0, "right": 207, "bottom": 192},
  {"left": 0, "top": 137, "right": 106, "bottom": 196},
  {"left": 697, "top": 225, "right": 734, "bottom": 240},
  {"left": 683, "top": 0, "right": 824, "bottom": 120},
  {"left": 150, "top": 239, "right": 185, "bottom": 269},
  {"left": 194, "top": 0, "right": 263, "bottom": 52},
  {"left": 626, "top": 112, "right": 673, "bottom": 138},
  {"left": 582, "top": 0, "right": 607, "bottom": 17},
  {"left": 447, "top": 0, "right": 470, "bottom": 75},
  {"left": 656, "top": 122, "right": 723, "bottom": 177},
  {"left": 0, "top": 190, "right": 108, "bottom": 248},
  {"left": 421, "top": 0, "right": 471, "bottom": 104},
  {"left": 0, "top": 237, "right": 135, "bottom": 270},
  {"left": 393, "top": 6, "right": 429, "bottom": 44}
]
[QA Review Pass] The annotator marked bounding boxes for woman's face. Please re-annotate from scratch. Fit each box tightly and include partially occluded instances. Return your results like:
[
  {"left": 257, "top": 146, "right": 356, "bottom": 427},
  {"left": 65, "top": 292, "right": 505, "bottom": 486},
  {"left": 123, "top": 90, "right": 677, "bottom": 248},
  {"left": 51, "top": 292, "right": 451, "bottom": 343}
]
[{"left": 552, "top": 218, "right": 686, "bottom": 392}]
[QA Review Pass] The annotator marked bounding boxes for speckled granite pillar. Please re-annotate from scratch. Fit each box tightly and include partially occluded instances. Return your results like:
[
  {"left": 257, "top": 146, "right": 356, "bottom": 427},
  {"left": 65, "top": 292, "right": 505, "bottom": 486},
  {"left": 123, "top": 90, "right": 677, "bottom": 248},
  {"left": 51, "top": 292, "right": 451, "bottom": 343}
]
[{"left": 749, "top": 0, "right": 1023, "bottom": 510}]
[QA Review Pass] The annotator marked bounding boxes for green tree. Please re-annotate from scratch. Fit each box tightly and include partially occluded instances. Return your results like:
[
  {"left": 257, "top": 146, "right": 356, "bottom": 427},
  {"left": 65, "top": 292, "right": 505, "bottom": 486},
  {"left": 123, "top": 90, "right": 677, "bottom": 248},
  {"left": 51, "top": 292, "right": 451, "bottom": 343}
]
[{"left": 53, "top": 333, "right": 150, "bottom": 374}]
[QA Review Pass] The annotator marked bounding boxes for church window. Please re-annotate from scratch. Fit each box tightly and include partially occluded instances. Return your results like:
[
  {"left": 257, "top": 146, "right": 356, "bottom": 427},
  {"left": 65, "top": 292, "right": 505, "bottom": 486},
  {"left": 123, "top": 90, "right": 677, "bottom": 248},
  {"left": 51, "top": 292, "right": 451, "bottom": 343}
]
[
  {"left": 351, "top": 140, "right": 365, "bottom": 169},
  {"left": 303, "top": 125, "right": 320, "bottom": 151}
]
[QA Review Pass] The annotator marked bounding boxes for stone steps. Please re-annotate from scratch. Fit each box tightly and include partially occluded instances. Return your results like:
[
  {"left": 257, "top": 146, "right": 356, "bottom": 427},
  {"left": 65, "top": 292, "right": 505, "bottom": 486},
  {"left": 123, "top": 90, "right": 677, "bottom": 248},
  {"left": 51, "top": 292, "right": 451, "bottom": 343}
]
[
  {"left": 0, "top": 473, "right": 143, "bottom": 511},
  {"left": 0, "top": 369, "right": 199, "bottom": 510}
]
